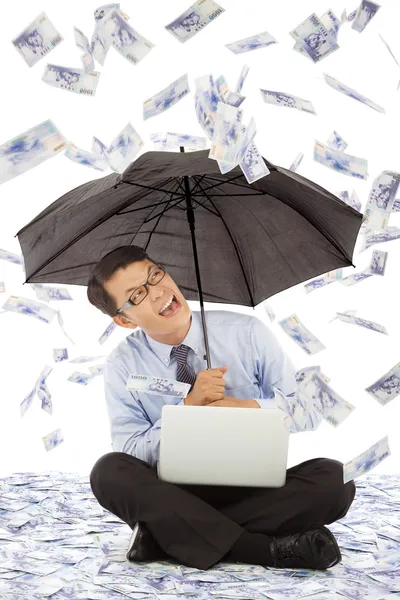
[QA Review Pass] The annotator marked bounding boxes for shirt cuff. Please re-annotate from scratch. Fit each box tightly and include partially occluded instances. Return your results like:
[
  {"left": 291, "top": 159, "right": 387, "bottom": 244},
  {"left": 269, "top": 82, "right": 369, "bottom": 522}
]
[{"left": 254, "top": 398, "right": 277, "bottom": 410}]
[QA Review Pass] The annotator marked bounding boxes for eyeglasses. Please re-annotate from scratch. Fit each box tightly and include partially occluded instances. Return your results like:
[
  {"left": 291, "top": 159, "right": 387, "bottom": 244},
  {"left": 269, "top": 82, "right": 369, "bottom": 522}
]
[{"left": 115, "top": 265, "right": 166, "bottom": 315}]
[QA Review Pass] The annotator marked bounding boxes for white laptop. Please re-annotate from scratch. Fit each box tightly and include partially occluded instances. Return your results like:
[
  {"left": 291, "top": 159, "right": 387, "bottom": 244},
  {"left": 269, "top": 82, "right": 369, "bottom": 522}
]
[{"left": 158, "top": 405, "right": 289, "bottom": 488}]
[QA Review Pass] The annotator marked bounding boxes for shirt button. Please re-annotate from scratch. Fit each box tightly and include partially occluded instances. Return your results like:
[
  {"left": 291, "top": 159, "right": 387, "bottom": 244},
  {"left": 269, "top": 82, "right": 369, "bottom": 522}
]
[{"left": 164, "top": 359, "right": 168, "bottom": 363}]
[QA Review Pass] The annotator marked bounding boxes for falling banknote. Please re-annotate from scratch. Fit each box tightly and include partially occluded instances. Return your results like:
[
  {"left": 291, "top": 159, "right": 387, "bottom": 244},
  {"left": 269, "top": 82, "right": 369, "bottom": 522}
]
[
  {"left": 274, "top": 367, "right": 330, "bottom": 432},
  {"left": 343, "top": 436, "right": 390, "bottom": 483},
  {"left": 378, "top": 33, "right": 400, "bottom": 68},
  {"left": 0, "top": 249, "right": 23, "bottom": 266},
  {"left": 0, "top": 119, "right": 66, "bottom": 185},
  {"left": 2, "top": 295, "right": 58, "bottom": 324},
  {"left": 289, "top": 152, "right": 304, "bottom": 172},
  {"left": 165, "top": 0, "right": 225, "bottom": 43},
  {"left": 327, "top": 130, "right": 348, "bottom": 151},
  {"left": 359, "top": 226, "right": 400, "bottom": 253},
  {"left": 194, "top": 74, "right": 222, "bottom": 139},
  {"left": 143, "top": 74, "right": 190, "bottom": 120},
  {"left": 293, "top": 9, "right": 340, "bottom": 62},
  {"left": 235, "top": 65, "right": 250, "bottom": 94},
  {"left": 351, "top": 0, "right": 381, "bottom": 33},
  {"left": 323, "top": 73, "right": 385, "bottom": 113},
  {"left": 73, "top": 26, "right": 91, "bottom": 55},
  {"left": 278, "top": 314, "right": 326, "bottom": 355},
  {"left": 89, "top": 365, "right": 105, "bottom": 377},
  {"left": 304, "top": 269, "right": 343, "bottom": 293},
  {"left": 215, "top": 75, "right": 246, "bottom": 108},
  {"left": 290, "top": 12, "right": 339, "bottom": 63},
  {"left": 12, "top": 12, "right": 63, "bottom": 67},
  {"left": 64, "top": 143, "right": 108, "bottom": 171},
  {"left": 73, "top": 26, "right": 95, "bottom": 73},
  {"left": 68, "top": 372, "right": 94, "bottom": 385},
  {"left": 126, "top": 374, "right": 191, "bottom": 398},
  {"left": 42, "top": 428, "right": 64, "bottom": 452},
  {"left": 90, "top": 4, "right": 128, "bottom": 66},
  {"left": 92, "top": 136, "right": 109, "bottom": 162},
  {"left": 334, "top": 311, "right": 388, "bottom": 335},
  {"left": 32, "top": 284, "right": 73, "bottom": 302},
  {"left": 98, "top": 321, "right": 117, "bottom": 345},
  {"left": 225, "top": 31, "right": 277, "bottom": 54},
  {"left": 42, "top": 64, "right": 101, "bottom": 96},
  {"left": 106, "top": 123, "right": 144, "bottom": 172},
  {"left": 274, "top": 388, "right": 322, "bottom": 432},
  {"left": 102, "top": 9, "right": 154, "bottom": 65},
  {"left": 21, "top": 365, "right": 53, "bottom": 418},
  {"left": 53, "top": 348, "right": 68, "bottom": 363},
  {"left": 365, "top": 250, "right": 388, "bottom": 276},
  {"left": 209, "top": 102, "right": 244, "bottom": 164},
  {"left": 260, "top": 89, "right": 316, "bottom": 115},
  {"left": 365, "top": 362, "right": 400, "bottom": 406},
  {"left": 300, "top": 371, "right": 356, "bottom": 428},
  {"left": 340, "top": 272, "right": 372, "bottom": 286},
  {"left": 362, "top": 171, "right": 400, "bottom": 231},
  {"left": 239, "top": 142, "right": 270, "bottom": 184},
  {"left": 314, "top": 140, "right": 368, "bottom": 180},
  {"left": 150, "top": 132, "right": 207, "bottom": 152},
  {"left": 69, "top": 355, "right": 105, "bottom": 364},
  {"left": 90, "top": 25, "right": 111, "bottom": 67},
  {"left": 320, "top": 9, "right": 341, "bottom": 39}
]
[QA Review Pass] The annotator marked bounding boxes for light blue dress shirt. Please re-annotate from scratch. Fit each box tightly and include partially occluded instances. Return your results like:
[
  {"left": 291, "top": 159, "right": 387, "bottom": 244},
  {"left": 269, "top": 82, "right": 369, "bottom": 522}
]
[{"left": 103, "top": 309, "right": 321, "bottom": 467}]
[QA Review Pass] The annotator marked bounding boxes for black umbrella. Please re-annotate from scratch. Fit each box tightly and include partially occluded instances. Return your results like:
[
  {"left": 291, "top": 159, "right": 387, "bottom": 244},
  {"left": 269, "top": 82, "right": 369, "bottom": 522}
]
[{"left": 16, "top": 148, "right": 362, "bottom": 368}]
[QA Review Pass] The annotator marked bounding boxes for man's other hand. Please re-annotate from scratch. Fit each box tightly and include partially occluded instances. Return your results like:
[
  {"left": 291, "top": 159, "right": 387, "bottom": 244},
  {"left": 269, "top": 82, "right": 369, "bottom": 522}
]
[{"left": 208, "top": 396, "right": 260, "bottom": 408}]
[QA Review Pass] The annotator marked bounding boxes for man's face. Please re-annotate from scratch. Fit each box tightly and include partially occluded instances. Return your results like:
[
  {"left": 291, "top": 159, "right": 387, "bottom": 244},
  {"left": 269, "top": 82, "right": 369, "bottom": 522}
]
[{"left": 106, "top": 259, "right": 192, "bottom": 343}]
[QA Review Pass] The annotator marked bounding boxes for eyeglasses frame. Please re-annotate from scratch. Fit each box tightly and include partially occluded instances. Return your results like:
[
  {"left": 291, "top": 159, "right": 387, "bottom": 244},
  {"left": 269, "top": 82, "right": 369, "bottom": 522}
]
[{"left": 115, "top": 264, "right": 166, "bottom": 315}]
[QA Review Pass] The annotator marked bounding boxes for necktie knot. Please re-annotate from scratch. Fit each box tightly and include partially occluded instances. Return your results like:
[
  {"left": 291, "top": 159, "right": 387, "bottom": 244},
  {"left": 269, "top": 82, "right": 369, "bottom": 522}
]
[{"left": 171, "top": 344, "right": 191, "bottom": 365}]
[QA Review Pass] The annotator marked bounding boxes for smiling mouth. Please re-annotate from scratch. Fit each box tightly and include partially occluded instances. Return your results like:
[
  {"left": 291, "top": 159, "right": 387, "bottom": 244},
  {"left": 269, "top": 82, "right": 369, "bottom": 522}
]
[{"left": 158, "top": 294, "right": 181, "bottom": 317}]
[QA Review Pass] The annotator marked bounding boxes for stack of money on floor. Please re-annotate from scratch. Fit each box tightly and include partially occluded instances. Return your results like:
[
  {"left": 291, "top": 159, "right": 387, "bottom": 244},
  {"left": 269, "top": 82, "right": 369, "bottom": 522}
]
[{"left": 0, "top": 471, "right": 398, "bottom": 598}]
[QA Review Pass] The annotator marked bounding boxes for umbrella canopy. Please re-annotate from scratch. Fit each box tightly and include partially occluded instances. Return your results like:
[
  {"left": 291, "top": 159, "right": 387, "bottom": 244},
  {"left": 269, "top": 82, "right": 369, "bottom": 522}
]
[
  {"left": 16, "top": 149, "right": 362, "bottom": 298},
  {"left": 16, "top": 149, "right": 362, "bottom": 366}
]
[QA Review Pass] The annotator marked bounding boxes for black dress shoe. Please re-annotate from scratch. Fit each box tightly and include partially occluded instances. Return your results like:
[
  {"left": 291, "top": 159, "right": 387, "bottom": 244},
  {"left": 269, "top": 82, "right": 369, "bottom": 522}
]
[
  {"left": 269, "top": 525, "right": 342, "bottom": 570},
  {"left": 126, "top": 522, "right": 168, "bottom": 562}
]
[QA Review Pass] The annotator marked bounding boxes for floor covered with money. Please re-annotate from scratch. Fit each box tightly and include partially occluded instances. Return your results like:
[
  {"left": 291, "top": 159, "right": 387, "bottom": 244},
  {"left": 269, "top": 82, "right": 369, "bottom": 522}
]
[{"left": 0, "top": 472, "right": 399, "bottom": 598}]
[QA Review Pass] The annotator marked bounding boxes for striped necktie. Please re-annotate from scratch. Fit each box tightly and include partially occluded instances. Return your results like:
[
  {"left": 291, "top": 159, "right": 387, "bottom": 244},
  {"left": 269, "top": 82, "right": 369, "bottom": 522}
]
[{"left": 171, "top": 344, "right": 196, "bottom": 390}]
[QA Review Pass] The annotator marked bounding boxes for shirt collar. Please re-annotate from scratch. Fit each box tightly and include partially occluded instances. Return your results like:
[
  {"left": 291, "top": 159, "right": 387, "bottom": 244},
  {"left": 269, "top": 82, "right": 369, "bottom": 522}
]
[{"left": 142, "top": 310, "right": 206, "bottom": 365}]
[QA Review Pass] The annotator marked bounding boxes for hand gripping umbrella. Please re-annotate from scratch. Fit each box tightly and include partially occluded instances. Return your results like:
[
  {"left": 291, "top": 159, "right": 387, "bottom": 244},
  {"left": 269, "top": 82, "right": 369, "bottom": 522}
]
[{"left": 16, "top": 148, "right": 362, "bottom": 369}]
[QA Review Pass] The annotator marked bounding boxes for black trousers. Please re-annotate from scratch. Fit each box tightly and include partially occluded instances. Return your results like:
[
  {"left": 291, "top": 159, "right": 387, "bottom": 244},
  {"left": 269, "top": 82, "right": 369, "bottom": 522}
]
[{"left": 90, "top": 452, "right": 356, "bottom": 571}]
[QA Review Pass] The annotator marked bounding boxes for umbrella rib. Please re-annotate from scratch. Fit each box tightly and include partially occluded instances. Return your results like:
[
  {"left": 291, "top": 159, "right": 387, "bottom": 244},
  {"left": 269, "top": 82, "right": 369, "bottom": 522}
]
[
  {"left": 124, "top": 179, "right": 187, "bottom": 226},
  {"left": 192, "top": 192, "right": 264, "bottom": 197},
  {"left": 197, "top": 173, "right": 251, "bottom": 192},
  {"left": 170, "top": 176, "right": 221, "bottom": 215},
  {"left": 204, "top": 176, "right": 357, "bottom": 266},
  {"left": 136, "top": 179, "right": 186, "bottom": 250},
  {"left": 179, "top": 174, "right": 207, "bottom": 196},
  {"left": 158, "top": 175, "right": 227, "bottom": 216},
  {"left": 193, "top": 179, "right": 256, "bottom": 306},
  {"left": 199, "top": 175, "right": 266, "bottom": 195},
  {"left": 122, "top": 180, "right": 186, "bottom": 197},
  {"left": 25, "top": 180, "right": 185, "bottom": 281},
  {"left": 118, "top": 179, "right": 220, "bottom": 221}
]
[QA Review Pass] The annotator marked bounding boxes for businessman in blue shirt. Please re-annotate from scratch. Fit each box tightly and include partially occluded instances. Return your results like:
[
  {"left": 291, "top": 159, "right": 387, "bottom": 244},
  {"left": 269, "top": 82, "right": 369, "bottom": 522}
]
[{"left": 88, "top": 245, "right": 356, "bottom": 572}]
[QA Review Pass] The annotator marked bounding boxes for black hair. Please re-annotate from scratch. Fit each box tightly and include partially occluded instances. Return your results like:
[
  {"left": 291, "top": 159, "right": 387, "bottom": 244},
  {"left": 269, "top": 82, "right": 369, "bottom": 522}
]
[{"left": 87, "top": 245, "right": 155, "bottom": 317}]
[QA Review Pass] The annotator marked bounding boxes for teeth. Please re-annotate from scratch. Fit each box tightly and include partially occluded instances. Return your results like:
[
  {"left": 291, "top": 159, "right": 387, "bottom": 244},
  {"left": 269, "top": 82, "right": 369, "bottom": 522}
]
[{"left": 159, "top": 295, "right": 174, "bottom": 314}]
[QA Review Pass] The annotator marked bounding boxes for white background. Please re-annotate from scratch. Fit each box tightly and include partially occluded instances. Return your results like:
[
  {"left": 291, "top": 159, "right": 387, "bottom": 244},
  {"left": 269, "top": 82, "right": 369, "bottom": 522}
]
[{"left": 0, "top": 0, "right": 399, "bottom": 477}]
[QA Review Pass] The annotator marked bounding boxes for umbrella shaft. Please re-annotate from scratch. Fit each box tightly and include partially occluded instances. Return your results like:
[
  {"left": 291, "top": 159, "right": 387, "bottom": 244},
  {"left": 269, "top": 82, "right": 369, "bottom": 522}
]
[{"left": 182, "top": 162, "right": 212, "bottom": 370}]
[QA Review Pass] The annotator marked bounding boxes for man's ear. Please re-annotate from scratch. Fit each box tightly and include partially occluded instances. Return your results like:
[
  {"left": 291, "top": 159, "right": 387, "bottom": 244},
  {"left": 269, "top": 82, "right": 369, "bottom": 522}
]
[{"left": 112, "top": 314, "right": 138, "bottom": 329}]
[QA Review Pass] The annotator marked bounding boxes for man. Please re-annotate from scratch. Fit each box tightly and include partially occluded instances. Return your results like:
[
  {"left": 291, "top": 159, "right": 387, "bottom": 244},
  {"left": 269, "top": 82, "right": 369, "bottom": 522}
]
[{"left": 87, "top": 245, "right": 356, "bottom": 571}]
